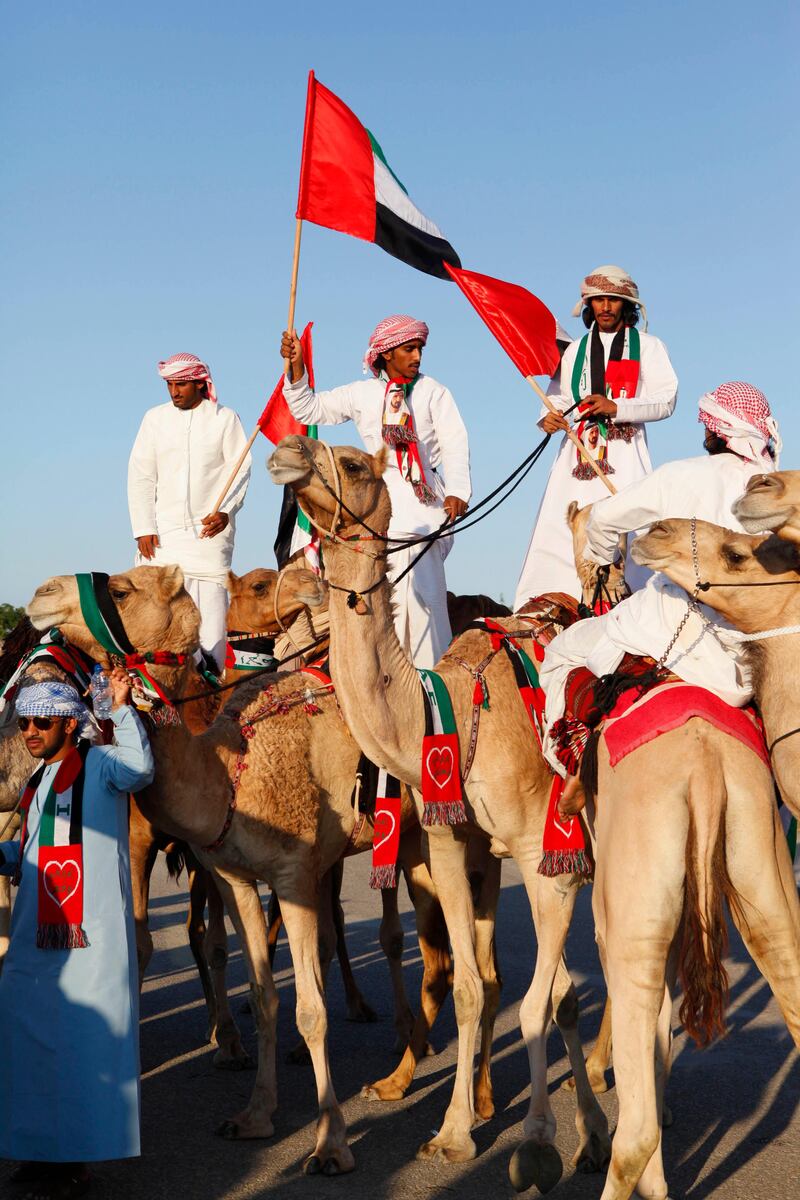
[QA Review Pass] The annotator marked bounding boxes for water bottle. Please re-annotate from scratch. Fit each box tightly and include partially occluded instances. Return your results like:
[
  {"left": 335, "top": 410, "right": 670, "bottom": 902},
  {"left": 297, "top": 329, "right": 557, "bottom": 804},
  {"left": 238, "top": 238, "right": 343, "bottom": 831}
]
[{"left": 90, "top": 664, "right": 113, "bottom": 720}]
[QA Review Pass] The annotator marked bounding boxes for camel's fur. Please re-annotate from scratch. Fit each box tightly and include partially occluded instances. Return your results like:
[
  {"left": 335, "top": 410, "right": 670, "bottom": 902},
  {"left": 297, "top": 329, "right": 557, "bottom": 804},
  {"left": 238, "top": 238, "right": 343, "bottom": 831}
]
[{"left": 268, "top": 435, "right": 613, "bottom": 1184}]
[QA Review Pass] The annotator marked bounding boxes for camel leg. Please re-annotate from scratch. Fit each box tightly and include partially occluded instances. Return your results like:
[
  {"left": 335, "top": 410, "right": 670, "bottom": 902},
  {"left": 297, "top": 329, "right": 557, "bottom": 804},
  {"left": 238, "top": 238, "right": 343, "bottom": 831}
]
[
  {"left": 473, "top": 849, "right": 502, "bottom": 1121},
  {"left": 362, "top": 849, "right": 452, "bottom": 1102},
  {"left": 333, "top": 860, "right": 377, "bottom": 1023},
  {"left": 563, "top": 994, "right": 612, "bottom": 1094},
  {"left": 278, "top": 887, "right": 355, "bottom": 1175},
  {"left": 379, "top": 876, "right": 416, "bottom": 1051},
  {"left": 417, "top": 827, "right": 483, "bottom": 1165},
  {"left": 130, "top": 828, "right": 158, "bottom": 988},
  {"left": 724, "top": 790, "right": 800, "bottom": 1043},
  {"left": 202, "top": 868, "right": 251, "bottom": 1069},
  {"left": 212, "top": 874, "right": 281, "bottom": 1141},
  {"left": 508, "top": 858, "right": 610, "bottom": 1194},
  {"left": 266, "top": 890, "right": 282, "bottom": 967}
]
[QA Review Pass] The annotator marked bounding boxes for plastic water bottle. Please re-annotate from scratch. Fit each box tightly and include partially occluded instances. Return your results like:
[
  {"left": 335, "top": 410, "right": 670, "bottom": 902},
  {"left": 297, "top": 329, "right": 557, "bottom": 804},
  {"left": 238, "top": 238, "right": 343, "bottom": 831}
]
[{"left": 90, "top": 664, "right": 113, "bottom": 720}]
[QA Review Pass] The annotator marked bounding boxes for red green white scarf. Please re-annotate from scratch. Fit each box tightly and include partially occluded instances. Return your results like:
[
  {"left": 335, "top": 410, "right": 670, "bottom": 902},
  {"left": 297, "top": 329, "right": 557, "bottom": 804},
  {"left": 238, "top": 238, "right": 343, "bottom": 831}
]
[
  {"left": 570, "top": 326, "right": 640, "bottom": 480},
  {"left": 0, "top": 630, "right": 94, "bottom": 716},
  {"left": 370, "top": 770, "right": 402, "bottom": 888},
  {"left": 16, "top": 741, "right": 91, "bottom": 949},
  {"left": 418, "top": 669, "right": 466, "bottom": 826},
  {"left": 381, "top": 377, "right": 437, "bottom": 505}
]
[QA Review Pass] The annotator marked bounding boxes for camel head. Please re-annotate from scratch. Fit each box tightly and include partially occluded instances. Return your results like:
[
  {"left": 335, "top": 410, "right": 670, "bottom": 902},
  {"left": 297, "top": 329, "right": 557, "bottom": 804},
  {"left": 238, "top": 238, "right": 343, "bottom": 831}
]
[
  {"left": 732, "top": 471, "right": 800, "bottom": 543},
  {"left": 26, "top": 566, "right": 200, "bottom": 662},
  {"left": 227, "top": 566, "right": 327, "bottom": 634},
  {"left": 631, "top": 518, "right": 800, "bottom": 630},
  {"left": 267, "top": 436, "right": 392, "bottom": 540},
  {"left": 566, "top": 502, "right": 630, "bottom": 607}
]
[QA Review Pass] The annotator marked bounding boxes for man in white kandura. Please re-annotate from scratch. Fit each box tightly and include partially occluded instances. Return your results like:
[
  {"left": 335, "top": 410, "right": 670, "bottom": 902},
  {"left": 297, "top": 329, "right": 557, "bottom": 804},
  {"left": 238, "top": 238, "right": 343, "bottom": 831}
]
[
  {"left": 514, "top": 265, "right": 678, "bottom": 608},
  {"left": 280, "top": 315, "right": 471, "bottom": 667},
  {"left": 539, "top": 382, "right": 780, "bottom": 815},
  {"left": 127, "top": 352, "right": 251, "bottom": 672}
]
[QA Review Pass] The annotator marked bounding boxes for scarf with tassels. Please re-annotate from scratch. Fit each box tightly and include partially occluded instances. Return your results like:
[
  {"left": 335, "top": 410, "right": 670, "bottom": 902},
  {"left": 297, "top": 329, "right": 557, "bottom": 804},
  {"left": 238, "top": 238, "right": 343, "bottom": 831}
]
[
  {"left": 16, "top": 741, "right": 91, "bottom": 949},
  {"left": 418, "top": 669, "right": 467, "bottom": 826},
  {"left": 570, "top": 325, "right": 639, "bottom": 479},
  {"left": 371, "top": 769, "right": 402, "bottom": 888},
  {"left": 381, "top": 377, "right": 437, "bottom": 505}
]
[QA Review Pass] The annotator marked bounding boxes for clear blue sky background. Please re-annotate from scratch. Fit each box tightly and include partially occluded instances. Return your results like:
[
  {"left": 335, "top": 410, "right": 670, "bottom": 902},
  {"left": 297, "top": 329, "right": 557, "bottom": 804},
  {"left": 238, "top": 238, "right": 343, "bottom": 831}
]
[{"left": 2, "top": 1, "right": 797, "bottom": 607}]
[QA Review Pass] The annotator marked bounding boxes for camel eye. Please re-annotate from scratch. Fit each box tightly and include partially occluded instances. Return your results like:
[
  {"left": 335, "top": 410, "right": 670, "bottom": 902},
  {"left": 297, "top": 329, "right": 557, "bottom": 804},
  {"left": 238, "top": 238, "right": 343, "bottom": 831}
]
[
  {"left": 341, "top": 459, "right": 362, "bottom": 476},
  {"left": 722, "top": 547, "right": 747, "bottom": 567},
  {"left": 252, "top": 582, "right": 267, "bottom": 594}
]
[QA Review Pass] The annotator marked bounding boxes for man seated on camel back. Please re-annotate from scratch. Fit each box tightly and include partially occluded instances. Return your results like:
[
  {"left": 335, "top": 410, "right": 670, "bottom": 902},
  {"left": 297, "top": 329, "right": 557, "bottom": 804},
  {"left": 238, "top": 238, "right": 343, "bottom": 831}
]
[{"left": 540, "top": 382, "right": 782, "bottom": 817}]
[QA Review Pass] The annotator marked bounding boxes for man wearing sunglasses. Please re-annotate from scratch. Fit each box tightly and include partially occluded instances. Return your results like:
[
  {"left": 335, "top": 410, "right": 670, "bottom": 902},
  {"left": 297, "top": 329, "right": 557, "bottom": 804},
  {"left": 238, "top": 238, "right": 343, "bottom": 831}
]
[{"left": 0, "top": 674, "right": 153, "bottom": 1198}]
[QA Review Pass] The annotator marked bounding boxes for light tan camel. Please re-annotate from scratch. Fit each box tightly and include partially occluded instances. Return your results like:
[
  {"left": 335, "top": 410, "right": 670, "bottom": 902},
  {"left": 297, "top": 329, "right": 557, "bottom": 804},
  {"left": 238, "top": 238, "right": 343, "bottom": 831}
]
[
  {"left": 571, "top": 517, "right": 800, "bottom": 1200},
  {"left": 24, "top": 565, "right": 496, "bottom": 1176},
  {"left": 733, "top": 468, "right": 800, "bottom": 543},
  {"left": 268, "top": 435, "right": 615, "bottom": 1190}
]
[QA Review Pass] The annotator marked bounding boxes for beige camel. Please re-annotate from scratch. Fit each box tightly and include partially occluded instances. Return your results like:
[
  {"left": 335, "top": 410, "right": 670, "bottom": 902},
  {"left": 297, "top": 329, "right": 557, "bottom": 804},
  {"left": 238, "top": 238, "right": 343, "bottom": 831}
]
[
  {"left": 571, "top": 517, "right": 800, "bottom": 1200},
  {"left": 733, "top": 468, "right": 800, "bottom": 543},
  {"left": 24, "top": 565, "right": 498, "bottom": 1175},
  {"left": 268, "top": 435, "right": 616, "bottom": 1189}
]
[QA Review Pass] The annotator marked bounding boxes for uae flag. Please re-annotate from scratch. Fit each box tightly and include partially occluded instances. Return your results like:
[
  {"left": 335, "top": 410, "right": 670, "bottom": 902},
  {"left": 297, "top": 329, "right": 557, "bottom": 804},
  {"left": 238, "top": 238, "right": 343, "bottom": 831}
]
[{"left": 296, "top": 71, "right": 461, "bottom": 280}]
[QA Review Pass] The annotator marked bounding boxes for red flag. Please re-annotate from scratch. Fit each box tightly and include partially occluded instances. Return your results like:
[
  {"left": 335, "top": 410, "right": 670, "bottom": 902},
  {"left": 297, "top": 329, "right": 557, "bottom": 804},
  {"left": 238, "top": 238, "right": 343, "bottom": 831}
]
[
  {"left": 259, "top": 323, "right": 315, "bottom": 444},
  {"left": 444, "top": 264, "right": 561, "bottom": 379}
]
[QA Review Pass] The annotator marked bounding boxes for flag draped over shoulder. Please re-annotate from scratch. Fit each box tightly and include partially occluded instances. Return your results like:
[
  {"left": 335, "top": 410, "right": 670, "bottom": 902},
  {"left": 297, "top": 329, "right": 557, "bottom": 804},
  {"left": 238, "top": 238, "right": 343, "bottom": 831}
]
[
  {"left": 444, "top": 264, "right": 562, "bottom": 379},
  {"left": 296, "top": 71, "right": 461, "bottom": 281},
  {"left": 259, "top": 324, "right": 320, "bottom": 571}
]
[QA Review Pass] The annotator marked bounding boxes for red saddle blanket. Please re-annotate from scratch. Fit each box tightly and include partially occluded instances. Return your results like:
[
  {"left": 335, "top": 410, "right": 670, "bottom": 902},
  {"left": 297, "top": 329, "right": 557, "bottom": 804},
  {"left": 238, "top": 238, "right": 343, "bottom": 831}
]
[{"left": 602, "top": 682, "right": 769, "bottom": 769}]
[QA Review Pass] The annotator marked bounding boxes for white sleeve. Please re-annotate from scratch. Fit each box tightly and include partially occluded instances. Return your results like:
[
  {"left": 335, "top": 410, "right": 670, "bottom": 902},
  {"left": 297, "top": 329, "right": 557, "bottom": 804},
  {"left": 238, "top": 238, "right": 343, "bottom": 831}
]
[
  {"left": 127, "top": 413, "right": 158, "bottom": 538},
  {"left": 282, "top": 371, "right": 357, "bottom": 427},
  {"left": 584, "top": 467, "right": 672, "bottom": 563},
  {"left": 98, "top": 706, "right": 155, "bottom": 793},
  {"left": 614, "top": 335, "right": 678, "bottom": 425},
  {"left": 537, "top": 347, "right": 576, "bottom": 429},
  {"left": 220, "top": 412, "right": 251, "bottom": 519},
  {"left": 432, "top": 386, "right": 471, "bottom": 502}
]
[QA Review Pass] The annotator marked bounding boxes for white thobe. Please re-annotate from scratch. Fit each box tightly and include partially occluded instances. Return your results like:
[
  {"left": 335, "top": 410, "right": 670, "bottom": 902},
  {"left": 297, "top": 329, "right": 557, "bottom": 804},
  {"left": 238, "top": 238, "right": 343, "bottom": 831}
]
[
  {"left": 514, "top": 328, "right": 678, "bottom": 608},
  {"left": 540, "top": 452, "right": 771, "bottom": 774},
  {"left": 127, "top": 399, "right": 251, "bottom": 667},
  {"left": 283, "top": 370, "right": 471, "bottom": 667}
]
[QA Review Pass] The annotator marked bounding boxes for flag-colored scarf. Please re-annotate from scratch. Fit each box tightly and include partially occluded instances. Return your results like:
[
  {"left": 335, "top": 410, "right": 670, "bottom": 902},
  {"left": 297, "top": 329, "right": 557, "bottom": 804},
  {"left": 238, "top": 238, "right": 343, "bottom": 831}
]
[
  {"left": 0, "top": 630, "right": 94, "bottom": 717},
  {"left": 418, "top": 669, "right": 466, "bottom": 826},
  {"left": 370, "top": 770, "right": 402, "bottom": 888},
  {"left": 16, "top": 741, "right": 91, "bottom": 949},
  {"left": 381, "top": 378, "right": 437, "bottom": 505},
  {"left": 570, "top": 325, "right": 640, "bottom": 479}
]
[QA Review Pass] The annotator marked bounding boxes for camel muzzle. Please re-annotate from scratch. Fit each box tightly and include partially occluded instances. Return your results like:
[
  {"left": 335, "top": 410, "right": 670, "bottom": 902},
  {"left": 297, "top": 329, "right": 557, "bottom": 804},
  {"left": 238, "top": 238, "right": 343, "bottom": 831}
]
[{"left": 267, "top": 437, "right": 315, "bottom": 486}]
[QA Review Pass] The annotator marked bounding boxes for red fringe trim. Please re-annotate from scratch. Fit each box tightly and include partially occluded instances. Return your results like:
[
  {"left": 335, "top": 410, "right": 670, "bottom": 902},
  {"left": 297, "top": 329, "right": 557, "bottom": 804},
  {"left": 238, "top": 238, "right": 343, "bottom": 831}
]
[
  {"left": 422, "top": 801, "right": 468, "bottom": 827},
  {"left": 369, "top": 864, "right": 398, "bottom": 890},
  {"left": 36, "top": 923, "right": 90, "bottom": 950},
  {"left": 538, "top": 849, "right": 593, "bottom": 878}
]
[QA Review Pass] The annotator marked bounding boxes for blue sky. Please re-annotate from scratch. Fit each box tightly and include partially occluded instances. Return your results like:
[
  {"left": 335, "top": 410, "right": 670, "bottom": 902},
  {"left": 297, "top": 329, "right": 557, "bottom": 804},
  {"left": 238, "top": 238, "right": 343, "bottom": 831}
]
[{"left": 2, "top": 1, "right": 797, "bottom": 607}]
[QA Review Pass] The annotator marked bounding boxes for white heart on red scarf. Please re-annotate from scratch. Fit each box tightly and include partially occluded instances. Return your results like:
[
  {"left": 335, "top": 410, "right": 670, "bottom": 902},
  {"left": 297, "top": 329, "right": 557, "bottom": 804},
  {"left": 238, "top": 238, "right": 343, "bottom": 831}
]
[
  {"left": 373, "top": 809, "right": 397, "bottom": 853},
  {"left": 43, "top": 859, "right": 81, "bottom": 906},
  {"left": 426, "top": 747, "right": 454, "bottom": 789}
]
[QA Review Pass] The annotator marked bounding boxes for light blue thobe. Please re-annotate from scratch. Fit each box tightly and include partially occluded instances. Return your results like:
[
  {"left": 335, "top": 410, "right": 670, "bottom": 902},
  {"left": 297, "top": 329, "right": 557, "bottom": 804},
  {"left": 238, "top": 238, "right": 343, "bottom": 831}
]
[{"left": 0, "top": 706, "right": 154, "bottom": 1162}]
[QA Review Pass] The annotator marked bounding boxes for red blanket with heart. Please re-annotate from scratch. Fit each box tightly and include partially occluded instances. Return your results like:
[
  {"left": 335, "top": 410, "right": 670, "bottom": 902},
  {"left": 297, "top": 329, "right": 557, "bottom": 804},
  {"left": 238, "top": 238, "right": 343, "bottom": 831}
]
[{"left": 602, "top": 681, "right": 768, "bottom": 768}]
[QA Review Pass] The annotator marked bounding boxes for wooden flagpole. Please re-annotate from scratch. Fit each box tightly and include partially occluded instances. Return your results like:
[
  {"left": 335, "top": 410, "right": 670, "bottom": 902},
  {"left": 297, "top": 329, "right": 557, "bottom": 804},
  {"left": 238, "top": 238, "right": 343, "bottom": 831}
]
[
  {"left": 525, "top": 374, "right": 616, "bottom": 495},
  {"left": 209, "top": 217, "right": 304, "bottom": 517}
]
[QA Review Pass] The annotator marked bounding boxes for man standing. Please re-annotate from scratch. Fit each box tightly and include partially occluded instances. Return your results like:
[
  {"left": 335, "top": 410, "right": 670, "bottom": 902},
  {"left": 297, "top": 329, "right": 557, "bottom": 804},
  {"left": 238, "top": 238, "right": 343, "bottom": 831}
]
[
  {"left": 280, "top": 316, "right": 471, "bottom": 667},
  {"left": 539, "top": 382, "right": 780, "bottom": 814},
  {"left": 0, "top": 674, "right": 153, "bottom": 1195},
  {"left": 127, "top": 353, "right": 251, "bottom": 672},
  {"left": 514, "top": 265, "right": 678, "bottom": 608}
]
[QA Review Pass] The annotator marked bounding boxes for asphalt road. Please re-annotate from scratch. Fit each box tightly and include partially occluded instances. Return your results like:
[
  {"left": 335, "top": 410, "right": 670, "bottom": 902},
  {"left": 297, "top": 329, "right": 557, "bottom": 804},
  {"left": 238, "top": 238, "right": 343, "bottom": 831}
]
[{"left": 4, "top": 854, "right": 798, "bottom": 1200}]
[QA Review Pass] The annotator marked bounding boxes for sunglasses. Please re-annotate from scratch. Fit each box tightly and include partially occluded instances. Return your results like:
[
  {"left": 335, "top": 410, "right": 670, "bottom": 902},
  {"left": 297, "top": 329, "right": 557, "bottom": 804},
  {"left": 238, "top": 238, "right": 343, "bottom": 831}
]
[{"left": 17, "top": 716, "right": 64, "bottom": 732}]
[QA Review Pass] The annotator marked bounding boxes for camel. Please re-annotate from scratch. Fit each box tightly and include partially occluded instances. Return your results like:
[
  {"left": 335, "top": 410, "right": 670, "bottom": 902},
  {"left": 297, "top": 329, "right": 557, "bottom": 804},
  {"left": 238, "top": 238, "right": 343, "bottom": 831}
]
[
  {"left": 24, "top": 565, "right": 497, "bottom": 1176},
  {"left": 564, "top": 516, "right": 800, "bottom": 1200},
  {"left": 267, "top": 434, "right": 617, "bottom": 1189},
  {"left": 733, "top": 468, "right": 800, "bottom": 544}
]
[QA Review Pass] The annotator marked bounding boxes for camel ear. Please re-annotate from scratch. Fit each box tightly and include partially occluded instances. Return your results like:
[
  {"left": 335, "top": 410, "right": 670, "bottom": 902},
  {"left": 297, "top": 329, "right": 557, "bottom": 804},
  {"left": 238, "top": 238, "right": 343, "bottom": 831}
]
[
  {"left": 373, "top": 446, "right": 389, "bottom": 478},
  {"left": 227, "top": 570, "right": 239, "bottom": 590},
  {"left": 566, "top": 501, "right": 581, "bottom": 529},
  {"left": 159, "top": 564, "right": 185, "bottom": 599}
]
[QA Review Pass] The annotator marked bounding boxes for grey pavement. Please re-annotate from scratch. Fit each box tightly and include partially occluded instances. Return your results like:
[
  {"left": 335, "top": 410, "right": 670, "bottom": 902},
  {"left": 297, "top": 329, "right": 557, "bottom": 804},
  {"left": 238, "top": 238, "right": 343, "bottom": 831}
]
[{"left": 4, "top": 854, "right": 798, "bottom": 1199}]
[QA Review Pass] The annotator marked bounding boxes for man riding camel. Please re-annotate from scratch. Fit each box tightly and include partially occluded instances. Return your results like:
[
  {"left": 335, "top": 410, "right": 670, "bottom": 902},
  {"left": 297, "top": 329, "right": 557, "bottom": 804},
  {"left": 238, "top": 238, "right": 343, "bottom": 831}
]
[
  {"left": 514, "top": 265, "right": 678, "bottom": 607},
  {"left": 280, "top": 315, "right": 471, "bottom": 667},
  {"left": 539, "top": 381, "right": 781, "bottom": 816}
]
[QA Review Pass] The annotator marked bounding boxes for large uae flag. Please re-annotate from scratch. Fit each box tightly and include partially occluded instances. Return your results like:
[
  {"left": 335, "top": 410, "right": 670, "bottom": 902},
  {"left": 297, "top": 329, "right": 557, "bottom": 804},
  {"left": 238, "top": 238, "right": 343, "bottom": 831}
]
[{"left": 296, "top": 72, "right": 461, "bottom": 280}]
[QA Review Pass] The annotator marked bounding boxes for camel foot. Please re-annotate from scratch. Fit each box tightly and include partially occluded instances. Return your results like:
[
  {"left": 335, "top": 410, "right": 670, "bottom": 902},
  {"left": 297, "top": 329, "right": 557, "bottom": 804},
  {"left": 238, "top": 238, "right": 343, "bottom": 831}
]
[
  {"left": 286, "top": 1040, "right": 312, "bottom": 1066},
  {"left": 474, "top": 1089, "right": 495, "bottom": 1121},
  {"left": 561, "top": 1070, "right": 609, "bottom": 1095},
  {"left": 360, "top": 1076, "right": 408, "bottom": 1103},
  {"left": 304, "top": 1147, "right": 355, "bottom": 1176},
  {"left": 662, "top": 1102, "right": 673, "bottom": 1128},
  {"left": 215, "top": 1114, "right": 274, "bottom": 1140},
  {"left": 345, "top": 997, "right": 378, "bottom": 1024},
  {"left": 508, "top": 1140, "right": 563, "bottom": 1194},
  {"left": 572, "top": 1129, "right": 612, "bottom": 1174},
  {"left": 417, "top": 1132, "right": 477, "bottom": 1164}
]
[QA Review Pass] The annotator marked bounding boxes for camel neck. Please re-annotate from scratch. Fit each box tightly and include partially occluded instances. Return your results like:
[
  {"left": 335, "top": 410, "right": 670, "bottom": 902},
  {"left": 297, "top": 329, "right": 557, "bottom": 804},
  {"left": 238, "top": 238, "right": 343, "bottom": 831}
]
[{"left": 325, "top": 548, "right": 425, "bottom": 786}]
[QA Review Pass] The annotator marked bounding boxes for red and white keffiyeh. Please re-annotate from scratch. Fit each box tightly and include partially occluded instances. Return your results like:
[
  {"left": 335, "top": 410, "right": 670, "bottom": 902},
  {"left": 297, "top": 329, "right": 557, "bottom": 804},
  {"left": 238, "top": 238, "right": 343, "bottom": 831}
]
[
  {"left": 364, "top": 314, "right": 429, "bottom": 376},
  {"left": 698, "top": 381, "right": 781, "bottom": 468},
  {"left": 157, "top": 352, "right": 217, "bottom": 403}
]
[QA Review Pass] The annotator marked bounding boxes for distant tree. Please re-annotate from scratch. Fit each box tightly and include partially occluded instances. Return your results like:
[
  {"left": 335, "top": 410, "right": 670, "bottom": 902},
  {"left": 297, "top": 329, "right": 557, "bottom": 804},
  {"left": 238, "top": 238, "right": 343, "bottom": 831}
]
[{"left": 0, "top": 603, "right": 25, "bottom": 639}]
